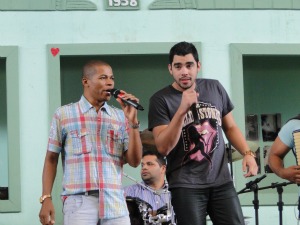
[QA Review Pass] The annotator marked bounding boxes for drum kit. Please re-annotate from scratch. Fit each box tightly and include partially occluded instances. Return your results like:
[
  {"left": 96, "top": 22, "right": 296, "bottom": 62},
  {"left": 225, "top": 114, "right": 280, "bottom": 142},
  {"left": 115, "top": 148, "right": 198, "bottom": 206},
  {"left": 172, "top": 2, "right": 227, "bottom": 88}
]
[
  {"left": 124, "top": 172, "right": 176, "bottom": 225},
  {"left": 124, "top": 129, "right": 177, "bottom": 225},
  {"left": 227, "top": 140, "right": 259, "bottom": 162},
  {"left": 133, "top": 129, "right": 258, "bottom": 225}
]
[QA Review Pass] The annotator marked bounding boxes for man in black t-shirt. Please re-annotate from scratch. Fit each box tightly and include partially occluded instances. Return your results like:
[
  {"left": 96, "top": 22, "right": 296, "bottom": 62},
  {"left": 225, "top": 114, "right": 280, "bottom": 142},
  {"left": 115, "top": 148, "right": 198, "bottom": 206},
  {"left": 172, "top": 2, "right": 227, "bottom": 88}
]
[{"left": 148, "top": 41, "right": 258, "bottom": 225}]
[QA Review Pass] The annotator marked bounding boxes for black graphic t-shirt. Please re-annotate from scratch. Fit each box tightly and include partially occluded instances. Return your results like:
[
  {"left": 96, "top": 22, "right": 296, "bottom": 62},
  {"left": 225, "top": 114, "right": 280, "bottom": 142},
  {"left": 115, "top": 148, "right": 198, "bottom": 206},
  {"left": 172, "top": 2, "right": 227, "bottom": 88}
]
[{"left": 148, "top": 79, "right": 234, "bottom": 189}]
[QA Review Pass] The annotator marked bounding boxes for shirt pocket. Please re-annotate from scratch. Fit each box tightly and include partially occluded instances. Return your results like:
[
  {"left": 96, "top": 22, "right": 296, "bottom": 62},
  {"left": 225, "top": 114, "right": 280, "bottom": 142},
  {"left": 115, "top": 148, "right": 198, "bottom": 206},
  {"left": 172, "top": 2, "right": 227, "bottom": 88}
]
[
  {"left": 106, "top": 130, "right": 124, "bottom": 157},
  {"left": 70, "top": 129, "right": 92, "bottom": 155}
]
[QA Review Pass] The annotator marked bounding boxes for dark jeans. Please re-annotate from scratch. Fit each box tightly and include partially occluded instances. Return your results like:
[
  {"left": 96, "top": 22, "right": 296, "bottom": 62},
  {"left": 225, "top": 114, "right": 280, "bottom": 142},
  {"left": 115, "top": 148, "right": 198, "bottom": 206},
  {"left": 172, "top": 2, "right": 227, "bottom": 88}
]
[{"left": 171, "top": 181, "right": 245, "bottom": 225}]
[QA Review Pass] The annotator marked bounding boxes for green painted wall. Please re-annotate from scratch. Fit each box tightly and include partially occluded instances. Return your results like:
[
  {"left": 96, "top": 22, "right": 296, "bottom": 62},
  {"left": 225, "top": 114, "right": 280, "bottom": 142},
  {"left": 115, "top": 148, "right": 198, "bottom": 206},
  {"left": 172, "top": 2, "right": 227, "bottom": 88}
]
[
  {"left": 60, "top": 54, "right": 173, "bottom": 129},
  {"left": 234, "top": 55, "right": 300, "bottom": 206},
  {"left": 243, "top": 55, "right": 300, "bottom": 120},
  {"left": 0, "top": 58, "right": 8, "bottom": 187},
  {"left": 0, "top": 46, "right": 21, "bottom": 213},
  {"left": 2, "top": 1, "right": 300, "bottom": 223}
]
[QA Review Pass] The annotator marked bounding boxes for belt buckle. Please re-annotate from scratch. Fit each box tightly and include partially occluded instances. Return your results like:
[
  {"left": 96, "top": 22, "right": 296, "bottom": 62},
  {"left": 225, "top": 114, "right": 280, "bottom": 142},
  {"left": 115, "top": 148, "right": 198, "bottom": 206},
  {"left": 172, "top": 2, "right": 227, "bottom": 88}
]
[{"left": 84, "top": 191, "right": 89, "bottom": 196}]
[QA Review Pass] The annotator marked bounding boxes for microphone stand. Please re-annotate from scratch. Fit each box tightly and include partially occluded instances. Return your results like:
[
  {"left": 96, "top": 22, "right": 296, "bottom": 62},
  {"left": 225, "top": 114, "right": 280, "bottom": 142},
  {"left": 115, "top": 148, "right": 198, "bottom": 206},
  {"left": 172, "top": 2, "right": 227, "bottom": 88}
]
[
  {"left": 239, "top": 179, "right": 293, "bottom": 225},
  {"left": 237, "top": 174, "right": 267, "bottom": 225},
  {"left": 264, "top": 181, "right": 293, "bottom": 225},
  {"left": 268, "top": 182, "right": 294, "bottom": 225},
  {"left": 277, "top": 184, "right": 284, "bottom": 225}
]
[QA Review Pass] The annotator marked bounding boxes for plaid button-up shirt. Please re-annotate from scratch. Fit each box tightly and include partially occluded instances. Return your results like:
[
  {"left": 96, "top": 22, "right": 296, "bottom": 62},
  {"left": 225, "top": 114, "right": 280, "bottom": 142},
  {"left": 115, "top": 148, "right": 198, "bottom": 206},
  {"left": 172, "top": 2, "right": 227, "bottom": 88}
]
[{"left": 47, "top": 95, "right": 129, "bottom": 219}]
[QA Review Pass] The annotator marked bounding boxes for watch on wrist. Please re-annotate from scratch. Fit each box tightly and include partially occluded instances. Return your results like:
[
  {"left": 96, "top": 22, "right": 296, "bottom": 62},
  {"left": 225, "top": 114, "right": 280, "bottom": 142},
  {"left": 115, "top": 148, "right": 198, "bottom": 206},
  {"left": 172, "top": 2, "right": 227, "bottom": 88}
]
[
  {"left": 39, "top": 194, "right": 52, "bottom": 204},
  {"left": 244, "top": 150, "right": 256, "bottom": 158},
  {"left": 129, "top": 121, "right": 140, "bottom": 129}
]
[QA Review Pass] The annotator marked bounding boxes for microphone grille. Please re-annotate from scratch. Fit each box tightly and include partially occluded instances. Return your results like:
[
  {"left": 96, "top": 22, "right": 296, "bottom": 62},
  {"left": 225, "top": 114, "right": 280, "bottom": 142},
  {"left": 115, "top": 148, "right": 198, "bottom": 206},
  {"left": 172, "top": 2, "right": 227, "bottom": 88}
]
[
  {"left": 109, "top": 88, "right": 119, "bottom": 97},
  {"left": 109, "top": 88, "right": 116, "bottom": 94}
]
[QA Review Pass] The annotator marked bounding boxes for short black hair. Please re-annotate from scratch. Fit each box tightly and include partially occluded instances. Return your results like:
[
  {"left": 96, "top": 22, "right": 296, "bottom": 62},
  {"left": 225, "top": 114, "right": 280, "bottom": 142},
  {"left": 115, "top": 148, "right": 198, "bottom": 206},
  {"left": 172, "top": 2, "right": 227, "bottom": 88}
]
[
  {"left": 142, "top": 149, "right": 166, "bottom": 166},
  {"left": 82, "top": 60, "right": 111, "bottom": 79},
  {"left": 169, "top": 41, "right": 199, "bottom": 64}
]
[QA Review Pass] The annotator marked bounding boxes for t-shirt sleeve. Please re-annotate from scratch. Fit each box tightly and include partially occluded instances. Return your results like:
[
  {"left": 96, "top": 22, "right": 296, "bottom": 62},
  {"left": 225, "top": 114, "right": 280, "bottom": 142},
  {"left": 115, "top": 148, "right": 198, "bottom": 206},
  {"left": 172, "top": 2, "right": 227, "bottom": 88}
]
[
  {"left": 216, "top": 80, "right": 234, "bottom": 117},
  {"left": 278, "top": 119, "right": 300, "bottom": 148},
  {"left": 148, "top": 94, "right": 170, "bottom": 130}
]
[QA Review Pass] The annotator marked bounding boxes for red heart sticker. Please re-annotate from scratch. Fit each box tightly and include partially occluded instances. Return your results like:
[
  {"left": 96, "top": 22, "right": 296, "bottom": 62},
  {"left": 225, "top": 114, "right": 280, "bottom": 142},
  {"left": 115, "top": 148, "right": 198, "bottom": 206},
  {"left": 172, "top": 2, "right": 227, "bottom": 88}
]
[{"left": 51, "top": 48, "right": 60, "bottom": 57}]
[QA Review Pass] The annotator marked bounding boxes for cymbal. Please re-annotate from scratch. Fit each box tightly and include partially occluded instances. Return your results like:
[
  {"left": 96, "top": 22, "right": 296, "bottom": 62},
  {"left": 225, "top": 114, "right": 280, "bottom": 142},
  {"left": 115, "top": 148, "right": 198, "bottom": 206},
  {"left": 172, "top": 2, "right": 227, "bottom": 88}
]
[
  {"left": 140, "top": 129, "right": 155, "bottom": 146},
  {"left": 140, "top": 129, "right": 157, "bottom": 151},
  {"left": 229, "top": 141, "right": 259, "bottom": 162}
]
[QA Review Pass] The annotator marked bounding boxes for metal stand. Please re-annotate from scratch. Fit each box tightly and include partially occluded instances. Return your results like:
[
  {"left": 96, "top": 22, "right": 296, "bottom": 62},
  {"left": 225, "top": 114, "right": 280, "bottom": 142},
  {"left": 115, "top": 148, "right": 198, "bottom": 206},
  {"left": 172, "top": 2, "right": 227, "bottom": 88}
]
[
  {"left": 239, "top": 179, "right": 293, "bottom": 225},
  {"left": 238, "top": 174, "right": 267, "bottom": 225},
  {"left": 276, "top": 184, "right": 284, "bottom": 225},
  {"left": 268, "top": 182, "right": 293, "bottom": 225},
  {"left": 252, "top": 183, "right": 259, "bottom": 225}
]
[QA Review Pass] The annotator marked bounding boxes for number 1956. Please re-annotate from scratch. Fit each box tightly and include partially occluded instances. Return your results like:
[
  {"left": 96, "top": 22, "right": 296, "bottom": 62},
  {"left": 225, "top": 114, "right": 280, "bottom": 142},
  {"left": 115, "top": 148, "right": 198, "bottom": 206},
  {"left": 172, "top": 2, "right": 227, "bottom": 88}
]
[{"left": 108, "top": 0, "right": 138, "bottom": 7}]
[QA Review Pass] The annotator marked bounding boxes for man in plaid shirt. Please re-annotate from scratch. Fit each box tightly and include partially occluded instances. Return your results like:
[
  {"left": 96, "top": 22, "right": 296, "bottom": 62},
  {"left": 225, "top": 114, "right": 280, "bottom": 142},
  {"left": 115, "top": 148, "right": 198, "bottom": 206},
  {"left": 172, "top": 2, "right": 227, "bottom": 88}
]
[{"left": 39, "top": 60, "right": 142, "bottom": 225}]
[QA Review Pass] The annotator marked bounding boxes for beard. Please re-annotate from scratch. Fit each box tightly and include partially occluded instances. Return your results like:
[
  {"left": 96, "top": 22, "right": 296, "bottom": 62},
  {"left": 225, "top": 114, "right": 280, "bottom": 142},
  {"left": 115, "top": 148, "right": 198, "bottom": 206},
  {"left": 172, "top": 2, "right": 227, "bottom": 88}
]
[
  {"left": 142, "top": 176, "right": 154, "bottom": 186},
  {"left": 175, "top": 79, "right": 193, "bottom": 90}
]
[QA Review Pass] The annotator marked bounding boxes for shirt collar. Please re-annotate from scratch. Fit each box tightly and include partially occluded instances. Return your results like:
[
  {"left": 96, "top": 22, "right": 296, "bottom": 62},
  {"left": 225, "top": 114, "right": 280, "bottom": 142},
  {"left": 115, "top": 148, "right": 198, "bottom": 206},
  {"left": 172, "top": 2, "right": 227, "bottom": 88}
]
[
  {"left": 141, "top": 181, "right": 168, "bottom": 190},
  {"left": 79, "top": 95, "right": 111, "bottom": 116}
]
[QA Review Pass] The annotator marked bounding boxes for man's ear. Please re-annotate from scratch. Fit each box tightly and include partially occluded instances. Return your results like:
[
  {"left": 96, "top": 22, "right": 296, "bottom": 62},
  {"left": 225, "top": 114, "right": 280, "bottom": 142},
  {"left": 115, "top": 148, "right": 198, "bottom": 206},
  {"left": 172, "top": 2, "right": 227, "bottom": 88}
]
[
  {"left": 82, "top": 77, "right": 88, "bottom": 86},
  {"left": 197, "top": 61, "right": 201, "bottom": 72},
  {"left": 168, "top": 64, "right": 173, "bottom": 75},
  {"left": 162, "top": 165, "right": 167, "bottom": 173}
]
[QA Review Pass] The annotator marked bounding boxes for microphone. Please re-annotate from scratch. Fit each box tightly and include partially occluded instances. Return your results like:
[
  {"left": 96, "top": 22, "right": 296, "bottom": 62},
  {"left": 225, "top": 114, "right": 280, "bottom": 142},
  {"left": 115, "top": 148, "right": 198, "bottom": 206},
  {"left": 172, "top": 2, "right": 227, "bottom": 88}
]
[
  {"left": 237, "top": 174, "right": 267, "bottom": 194},
  {"left": 191, "top": 103, "right": 200, "bottom": 125},
  {"left": 109, "top": 88, "right": 144, "bottom": 111},
  {"left": 246, "top": 174, "right": 267, "bottom": 190}
]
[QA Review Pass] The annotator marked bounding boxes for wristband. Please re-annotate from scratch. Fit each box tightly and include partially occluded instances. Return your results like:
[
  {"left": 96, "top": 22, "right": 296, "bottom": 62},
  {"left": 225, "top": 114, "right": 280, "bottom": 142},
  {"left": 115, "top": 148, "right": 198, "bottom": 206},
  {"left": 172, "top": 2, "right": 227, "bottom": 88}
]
[
  {"left": 39, "top": 194, "right": 52, "bottom": 204},
  {"left": 244, "top": 150, "right": 256, "bottom": 158},
  {"left": 129, "top": 121, "right": 140, "bottom": 129}
]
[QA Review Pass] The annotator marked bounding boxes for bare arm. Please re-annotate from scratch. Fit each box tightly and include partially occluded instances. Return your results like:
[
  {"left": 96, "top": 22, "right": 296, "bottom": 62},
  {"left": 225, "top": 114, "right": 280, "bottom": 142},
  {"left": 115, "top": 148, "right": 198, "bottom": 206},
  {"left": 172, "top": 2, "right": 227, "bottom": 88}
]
[
  {"left": 124, "top": 127, "right": 143, "bottom": 167},
  {"left": 152, "top": 110, "right": 186, "bottom": 156},
  {"left": 222, "top": 112, "right": 258, "bottom": 177},
  {"left": 152, "top": 87, "right": 197, "bottom": 156},
  {"left": 39, "top": 151, "right": 59, "bottom": 225},
  {"left": 268, "top": 137, "right": 300, "bottom": 183},
  {"left": 116, "top": 91, "right": 142, "bottom": 167}
]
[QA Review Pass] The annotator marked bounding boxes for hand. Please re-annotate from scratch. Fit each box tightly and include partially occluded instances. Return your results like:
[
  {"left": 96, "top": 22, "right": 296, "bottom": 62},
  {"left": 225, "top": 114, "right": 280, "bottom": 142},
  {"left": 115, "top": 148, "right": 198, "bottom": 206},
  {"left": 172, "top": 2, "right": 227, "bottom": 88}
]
[
  {"left": 280, "top": 165, "right": 300, "bottom": 184},
  {"left": 242, "top": 155, "right": 258, "bottom": 177},
  {"left": 180, "top": 87, "right": 198, "bottom": 113},
  {"left": 115, "top": 90, "right": 139, "bottom": 122},
  {"left": 39, "top": 200, "right": 55, "bottom": 225}
]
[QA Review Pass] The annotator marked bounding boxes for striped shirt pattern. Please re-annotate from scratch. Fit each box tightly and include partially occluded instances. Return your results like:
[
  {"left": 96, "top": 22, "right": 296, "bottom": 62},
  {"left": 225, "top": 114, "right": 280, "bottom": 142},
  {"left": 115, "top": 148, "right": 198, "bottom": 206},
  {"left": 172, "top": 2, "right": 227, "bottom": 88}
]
[
  {"left": 47, "top": 95, "right": 129, "bottom": 219},
  {"left": 124, "top": 181, "right": 171, "bottom": 211}
]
